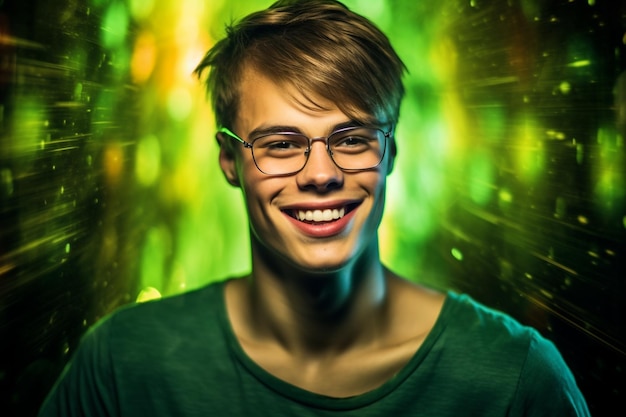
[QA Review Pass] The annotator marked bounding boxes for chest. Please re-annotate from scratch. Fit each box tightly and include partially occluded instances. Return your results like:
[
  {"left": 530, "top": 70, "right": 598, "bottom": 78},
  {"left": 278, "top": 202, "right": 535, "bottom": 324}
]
[{"left": 238, "top": 336, "right": 427, "bottom": 398}]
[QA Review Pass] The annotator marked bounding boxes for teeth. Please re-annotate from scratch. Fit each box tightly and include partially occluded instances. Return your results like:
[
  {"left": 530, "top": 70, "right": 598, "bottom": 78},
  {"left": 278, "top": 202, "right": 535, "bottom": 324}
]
[{"left": 295, "top": 207, "right": 346, "bottom": 222}]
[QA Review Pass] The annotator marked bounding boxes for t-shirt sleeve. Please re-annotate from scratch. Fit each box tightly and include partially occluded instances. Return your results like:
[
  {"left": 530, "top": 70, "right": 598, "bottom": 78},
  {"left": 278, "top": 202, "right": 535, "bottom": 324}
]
[
  {"left": 37, "top": 317, "right": 119, "bottom": 417},
  {"left": 510, "top": 331, "right": 590, "bottom": 417}
]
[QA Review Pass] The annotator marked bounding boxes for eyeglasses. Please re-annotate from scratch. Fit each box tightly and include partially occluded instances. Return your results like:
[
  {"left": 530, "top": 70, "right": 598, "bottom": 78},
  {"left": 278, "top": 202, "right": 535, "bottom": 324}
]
[{"left": 218, "top": 125, "right": 391, "bottom": 175}]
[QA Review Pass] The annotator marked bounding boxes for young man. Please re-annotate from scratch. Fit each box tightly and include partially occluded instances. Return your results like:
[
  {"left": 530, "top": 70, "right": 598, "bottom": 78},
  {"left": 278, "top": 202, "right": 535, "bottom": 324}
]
[{"left": 39, "top": 0, "right": 590, "bottom": 415}]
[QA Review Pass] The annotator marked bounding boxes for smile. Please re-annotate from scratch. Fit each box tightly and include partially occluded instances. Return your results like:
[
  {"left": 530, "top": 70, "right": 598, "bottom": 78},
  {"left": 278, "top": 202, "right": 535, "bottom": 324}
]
[
  {"left": 296, "top": 208, "right": 344, "bottom": 222},
  {"left": 284, "top": 203, "right": 359, "bottom": 223}
]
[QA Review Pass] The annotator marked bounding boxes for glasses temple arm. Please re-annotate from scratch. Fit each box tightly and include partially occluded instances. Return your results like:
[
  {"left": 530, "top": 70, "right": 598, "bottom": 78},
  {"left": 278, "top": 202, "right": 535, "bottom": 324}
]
[{"left": 218, "top": 127, "right": 252, "bottom": 147}]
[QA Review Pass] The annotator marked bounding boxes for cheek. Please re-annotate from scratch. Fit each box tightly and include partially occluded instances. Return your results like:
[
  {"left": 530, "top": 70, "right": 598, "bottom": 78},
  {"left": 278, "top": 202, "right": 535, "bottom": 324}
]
[
  {"left": 240, "top": 172, "right": 281, "bottom": 220},
  {"left": 368, "top": 173, "right": 388, "bottom": 217}
]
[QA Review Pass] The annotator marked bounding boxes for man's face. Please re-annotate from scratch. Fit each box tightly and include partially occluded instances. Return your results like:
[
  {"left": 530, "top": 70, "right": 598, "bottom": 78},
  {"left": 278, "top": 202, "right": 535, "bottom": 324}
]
[{"left": 220, "top": 69, "right": 394, "bottom": 272}]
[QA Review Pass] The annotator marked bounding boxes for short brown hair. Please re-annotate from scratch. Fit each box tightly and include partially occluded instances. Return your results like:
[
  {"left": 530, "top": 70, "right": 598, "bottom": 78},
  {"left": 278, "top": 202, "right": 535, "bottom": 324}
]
[{"left": 194, "top": 0, "right": 406, "bottom": 135}]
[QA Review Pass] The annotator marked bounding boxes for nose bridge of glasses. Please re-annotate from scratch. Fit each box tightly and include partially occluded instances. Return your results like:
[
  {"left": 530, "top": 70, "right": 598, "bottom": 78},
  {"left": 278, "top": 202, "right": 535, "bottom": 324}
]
[
  {"left": 303, "top": 135, "right": 333, "bottom": 157},
  {"left": 308, "top": 136, "right": 331, "bottom": 148}
]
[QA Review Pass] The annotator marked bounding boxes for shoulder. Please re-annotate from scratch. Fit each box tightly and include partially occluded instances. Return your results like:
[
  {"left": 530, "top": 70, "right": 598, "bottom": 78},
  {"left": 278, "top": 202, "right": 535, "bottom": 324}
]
[
  {"left": 111, "top": 280, "right": 226, "bottom": 323},
  {"left": 432, "top": 293, "right": 589, "bottom": 415},
  {"left": 512, "top": 331, "right": 590, "bottom": 415},
  {"left": 38, "top": 280, "right": 235, "bottom": 416},
  {"left": 431, "top": 291, "right": 544, "bottom": 386},
  {"left": 443, "top": 291, "right": 538, "bottom": 348},
  {"left": 85, "top": 280, "right": 228, "bottom": 351}
]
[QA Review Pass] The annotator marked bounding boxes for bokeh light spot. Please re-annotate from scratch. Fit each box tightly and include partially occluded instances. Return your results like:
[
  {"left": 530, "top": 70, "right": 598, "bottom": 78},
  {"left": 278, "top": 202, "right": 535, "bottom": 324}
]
[
  {"left": 129, "top": 0, "right": 155, "bottom": 21},
  {"left": 136, "top": 286, "right": 162, "bottom": 303},
  {"left": 135, "top": 134, "right": 161, "bottom": 186},
  {"left": 131, "top": 31, "right": 157, "bottom": 84},
  {"left": 576, "top": 142, "right": 584, "bottom": 164},
  {"left": 102, "top": 1, "right": 129, "bottom": 49},
  {"left": 103, "top": 143, "right": 125, "bottom": 185},
  {"left": 0, "top": 168, "right": 14, "bottom": 197},
  {"left": 167, "top": 88, "right": 192, "bottom": 121},
  {"left": 514, "top": 116, "right": 544, "bottom": 183},
  {"left": 498, "top": 188, "right": 514, "bottom": 213}
]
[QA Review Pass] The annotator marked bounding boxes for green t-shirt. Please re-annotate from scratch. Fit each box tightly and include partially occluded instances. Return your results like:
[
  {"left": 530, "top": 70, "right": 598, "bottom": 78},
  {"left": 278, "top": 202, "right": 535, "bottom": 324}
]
[{"left": 38, "top": 279, "right": 590, "bottom": 416}]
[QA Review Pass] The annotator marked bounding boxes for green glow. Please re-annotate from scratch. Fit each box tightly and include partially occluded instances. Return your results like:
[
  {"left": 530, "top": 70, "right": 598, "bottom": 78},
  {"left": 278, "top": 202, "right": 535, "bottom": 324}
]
[
  {"left": 0, "top": 169, "right": 13, "bottom": 197},
  {"left": 499, "top": 189, "right": 513, "bottom": 204},
  {"left": 167, "top": 88, "right": 192, "bottom": 121},
  {"left": 576, "top": 143, "right": 584, "bottom": 164},
  {"left": 593, "top": 127, "right": 625, "bottom": 219},
  {"left": 498, "top": 188, "right": 514, "bottom": 214},
  {"left": 8, "top": 97, "right": 44, "bottom": 159},
  {"left": 468, "top": 149, "right": 495, "bottom": 206},
  {"left": 135, "top": 134, "right": 161, "bottom": 186},
  {"left": 514, "top": 115, "right": 544, "bottom": 183},
  {"left": 451, "top": 248, "right": 463, "bottom": 261},
  {"left": 559, "top": 81, "right": 572, "bottom": 94},
  {"left": 348, "top": 0, "right": 391, "bottom": 28},
  {"left": 130, "top": 0, "right": 155, "bottom": 20},
  {"left": 567, "top": 60, "right": 591, "bottom": 68},
  {"left": 479, "top": 104, "right": 506, "bottom": 143},
  {"left": 102, "top": 1, "right": 129, "bottom": 49},
  {"left": 139, "top": 226, "right": 171, "bottom": 294},
  {"left": 566, "top": 35, "right": 593, "bottom": 70},
  {"left": 136, "top": 287, "right": 162, "bottom": 303}
]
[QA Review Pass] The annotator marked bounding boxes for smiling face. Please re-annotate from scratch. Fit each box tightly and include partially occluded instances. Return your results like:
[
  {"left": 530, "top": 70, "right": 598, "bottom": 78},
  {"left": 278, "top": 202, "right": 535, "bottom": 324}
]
[{"left": 219, "top": 68, "right": 394, "bottom": 273}]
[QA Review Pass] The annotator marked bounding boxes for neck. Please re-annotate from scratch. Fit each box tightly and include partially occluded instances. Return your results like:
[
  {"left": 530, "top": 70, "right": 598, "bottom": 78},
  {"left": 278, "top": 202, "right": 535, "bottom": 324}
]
[{"left": 244, "top": 239, "right": 389, "bottom": 357}]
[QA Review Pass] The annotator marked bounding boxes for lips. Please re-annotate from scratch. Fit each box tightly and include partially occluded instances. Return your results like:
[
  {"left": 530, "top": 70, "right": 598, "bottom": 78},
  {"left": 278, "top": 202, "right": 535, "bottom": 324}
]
[{"left": 281, "top": 202, "right": 360, "bottom": 238}]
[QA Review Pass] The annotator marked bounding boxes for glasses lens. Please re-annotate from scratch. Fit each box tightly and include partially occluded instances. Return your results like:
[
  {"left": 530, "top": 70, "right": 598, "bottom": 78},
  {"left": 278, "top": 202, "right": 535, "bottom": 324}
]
[
  {"left": 329, "top": 127, "right": 385, "bottom": 170},
  {"left": 252, "top": 134, "right": 309, "bottom": 175},
  {"left": 249, "top": 128, "right": 387, "bottom": 175}
]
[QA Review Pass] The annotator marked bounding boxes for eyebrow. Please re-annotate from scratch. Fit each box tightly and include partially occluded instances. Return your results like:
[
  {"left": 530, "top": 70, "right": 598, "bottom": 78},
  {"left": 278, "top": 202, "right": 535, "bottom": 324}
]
[{"left": 248, "top": 120, "right": 363, "bottom": 139}]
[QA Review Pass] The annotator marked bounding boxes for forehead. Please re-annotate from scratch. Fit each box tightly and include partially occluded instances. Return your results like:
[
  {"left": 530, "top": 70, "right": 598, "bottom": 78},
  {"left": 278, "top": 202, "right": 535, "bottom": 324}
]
[{"left": 234, "top": 67, "right": 354, "bottom": 134}]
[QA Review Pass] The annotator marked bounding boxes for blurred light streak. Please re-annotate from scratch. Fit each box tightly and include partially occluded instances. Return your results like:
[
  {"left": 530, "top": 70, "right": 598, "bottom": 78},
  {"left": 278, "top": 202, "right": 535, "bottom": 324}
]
[
  {"left": 524, "top": 293, "right": 625, "bottom": 356},
  {"left": 567, "top": 60, "right": 591, "bottom": 68},
  {"left": 530, "top": 251, "right": 579, "bottom": 276}
]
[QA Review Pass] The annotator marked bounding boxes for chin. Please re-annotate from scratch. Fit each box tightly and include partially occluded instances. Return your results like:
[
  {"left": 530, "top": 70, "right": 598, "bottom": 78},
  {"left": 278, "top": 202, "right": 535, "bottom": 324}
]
[{"left": 286, "top": 247, "right": 358, "bottom": 275}]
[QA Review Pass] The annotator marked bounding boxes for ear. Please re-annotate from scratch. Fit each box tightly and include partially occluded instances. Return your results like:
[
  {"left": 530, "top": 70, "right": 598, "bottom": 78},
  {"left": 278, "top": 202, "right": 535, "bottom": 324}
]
[
  {"left": 386, "top": 137, "right": 397, "bottom": 175},
  {"left": 217, "top": 133, "right": 241, "bottom": 187}
]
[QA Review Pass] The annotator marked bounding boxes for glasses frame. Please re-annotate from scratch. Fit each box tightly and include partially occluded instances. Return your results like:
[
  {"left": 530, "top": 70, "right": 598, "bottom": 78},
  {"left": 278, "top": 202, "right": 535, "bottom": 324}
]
[{"left": 218, "top": 125, "right": 392, "bottom": 176}]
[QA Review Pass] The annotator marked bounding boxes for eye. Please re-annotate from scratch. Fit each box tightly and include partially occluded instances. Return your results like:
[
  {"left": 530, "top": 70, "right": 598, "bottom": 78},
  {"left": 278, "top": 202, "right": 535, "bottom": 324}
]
[
  {"left": 335, "top": 135, "right": 371, "bottom": 147},
  {"left": 267, "top": 140, "right": 298, "bottom": 150},
  {"left": 255, "top": 134, "right": 307, "bottom": 157},
  {"left": 331, "top": 130, "right": 378, "bottom": 154}
]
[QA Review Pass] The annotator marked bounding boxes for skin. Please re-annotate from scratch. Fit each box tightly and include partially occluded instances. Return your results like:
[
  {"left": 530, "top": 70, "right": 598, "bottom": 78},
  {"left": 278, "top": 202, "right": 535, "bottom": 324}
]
[{"left": 219, "top": 67, "right": 446, "bottom": 397}]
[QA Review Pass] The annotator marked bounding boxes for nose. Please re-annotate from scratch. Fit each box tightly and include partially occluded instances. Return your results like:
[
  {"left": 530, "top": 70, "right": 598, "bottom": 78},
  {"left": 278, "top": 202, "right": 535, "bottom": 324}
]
[{"left": 296, "top": 138, "right": 343, "bottom": 192}]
